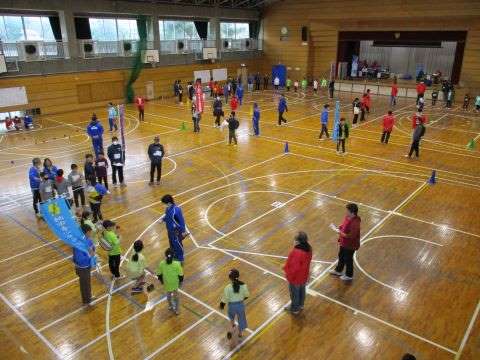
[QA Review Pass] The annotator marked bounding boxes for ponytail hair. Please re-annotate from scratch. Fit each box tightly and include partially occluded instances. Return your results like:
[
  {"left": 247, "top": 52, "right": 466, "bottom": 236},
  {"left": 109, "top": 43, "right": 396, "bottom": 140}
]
[
  {"left": 229, "top": 268, "right": 243, "bottom": 293},
  {"left": 132, "top": 240, "right": 143, "bottom": 262},
  {"left": 165, "top": 248, "right": 174, "bottom": 264}
]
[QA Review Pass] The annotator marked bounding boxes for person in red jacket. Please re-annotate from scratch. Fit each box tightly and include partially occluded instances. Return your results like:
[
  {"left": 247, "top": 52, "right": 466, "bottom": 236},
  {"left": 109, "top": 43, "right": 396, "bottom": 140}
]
[
  {"left": 283, "top": 231, "right": 312, "bottom": 314},
  {"left": 135, "top": 96, "right": 145, "bottom": 121},
  {"left": 364, "top": 89, "right": 372, "bottom": 113},
  {"left": 360, "top": 94, "right": 368, "bottom": 121},
  {"left": 230, "top": 95, "right": 239, "bottom": 112},
  {"left": 329, "top": 203, "right": 361, "bottom": 281},
  {"left": 416, "top": 81, "right": 426, "bottom": 105},
  {"left": 390, "top": 81, "right": 398, "bottom": 106},
  {"left": 381, "top": 110, "right": 395, "bottom": 144},
  {"left": 411, "top": 110, "right": 427, "bottom": 129}
]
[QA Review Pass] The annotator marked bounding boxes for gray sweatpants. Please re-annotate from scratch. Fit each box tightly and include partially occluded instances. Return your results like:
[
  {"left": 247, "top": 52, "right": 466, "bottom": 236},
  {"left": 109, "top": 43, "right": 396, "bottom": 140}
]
[{"left": 75, "top": 266, "right": 92, "bottom": 304}]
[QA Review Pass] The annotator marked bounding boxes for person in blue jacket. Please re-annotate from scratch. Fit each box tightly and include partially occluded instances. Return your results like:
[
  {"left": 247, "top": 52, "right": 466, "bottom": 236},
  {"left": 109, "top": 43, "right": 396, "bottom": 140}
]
[
  {"left": 252, "top": 102, "right": 260, "bottom": 136},
  {"left": 236, "top": 84, "right": 244, "bottom": 106},
  {"left": 223, "top": 82, "right": 229, "bottom": 105},
  {"left": 107, "top": 103, "right": 118, "bottom": 132},
  {"left": 73, "top": 223, "right": 96, "bottom": 306},
  {"left": 43, "top": 158, "right": 58, "bottom": 180},
  {"left": 87, "top": 114, "right": 104, "bottom": 157},
  {"left": 319, "top": 104, "right": 330, "bottom": 140},
  {"left": 29, "top": 157, "right": 42, "bottom": 218},
  {"left": 24, "top": 115, "right": 33, "bottom": 129},
  {"left": 278, "top": 94, "right": 288, "bottom": 126},
  {"left": 161, "top": 194, "right": 188, "bottom": 264}
]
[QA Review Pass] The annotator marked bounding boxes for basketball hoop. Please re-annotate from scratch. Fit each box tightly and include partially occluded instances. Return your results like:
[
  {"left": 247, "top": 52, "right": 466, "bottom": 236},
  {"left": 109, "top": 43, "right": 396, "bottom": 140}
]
[{"left": 147, "top": 55, "right": 156, "bottom": 68}]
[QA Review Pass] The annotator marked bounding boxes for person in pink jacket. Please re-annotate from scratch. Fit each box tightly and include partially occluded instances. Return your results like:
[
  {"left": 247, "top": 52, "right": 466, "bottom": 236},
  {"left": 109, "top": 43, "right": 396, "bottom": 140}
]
[{"left": 283, "top": 231, "right": 313, "bottom": 314}]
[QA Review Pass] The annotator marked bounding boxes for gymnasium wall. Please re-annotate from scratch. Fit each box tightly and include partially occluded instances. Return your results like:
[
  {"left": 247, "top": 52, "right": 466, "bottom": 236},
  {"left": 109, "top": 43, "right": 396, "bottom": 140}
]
[
  {"left": 261, "top": 0, "right": 480, "bottom": 91},
  {"left": 0, "top": 58, "right": 262, "bottom": 115}
]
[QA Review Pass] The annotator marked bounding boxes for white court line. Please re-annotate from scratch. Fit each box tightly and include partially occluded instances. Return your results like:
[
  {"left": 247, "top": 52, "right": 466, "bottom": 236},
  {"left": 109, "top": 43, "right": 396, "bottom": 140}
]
[
  {"left": 455, "top": 299, "right": 480, "bottom": 359},
  {"left": 308, "top": 288, "right": 457, "bottom": 355},
  {"left": 0, "top": 255, "right": 72, "bottom": 287},
  {"left": 38, "top": 279, "right": 135, "bottom": 332},
  {"left": 308, "top": 190, "right": 388, "bottom": 214},
  {"left": 0, "top": 240, "right": 62, "bottom": 264},
  {"left": 144, "top": 311, "right": 214, "bottom": 360},
  {"left": 0, "top": 292, "right": 62, "bottom": 358}
]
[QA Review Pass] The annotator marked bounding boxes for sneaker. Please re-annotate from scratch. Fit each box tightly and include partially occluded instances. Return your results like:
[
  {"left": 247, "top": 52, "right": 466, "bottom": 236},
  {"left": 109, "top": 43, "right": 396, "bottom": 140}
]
[
  {"left": 174, "top": 309, "right": 180, "bottom": 315},
  {"left": 291, "top": 309, "right": 300, "bottom": 315},
  {"left": 329, "top": 270, "right": 343, "bottom": 276},
  {"left": 319, "top": 138, "right": 325, "bottom": 141},
  {"left": 340, "top": 275, "right": 353, "bottom": 281},
  {"left": 120, "top": 183, "right": 127, "bottom": 187},
  {"left": 131, "top": 287, "right": 143, "bottom": 294},
  {"left": 283, "top": 305, "right": 291, "bottom": 312},
  {"left": 155, "top": 181, "right": 161, "bottom": 185},
  {"left": 115, "top": 275, "right": 126, "bottom": 280},
  {"left": 113, "top": 183, "right": 119, "bottom": 188},
  {"left": 336, "top": 151, "right": 341, "bottom": 155},
  {"left": 148, "top": 181, "right": 154, "bottom": 186},
  {"left": 404, "top": 155, "right": 411, "bottom": 158},
  {"left": 35, "top": 213, "right": 42, "bottom": 219}
]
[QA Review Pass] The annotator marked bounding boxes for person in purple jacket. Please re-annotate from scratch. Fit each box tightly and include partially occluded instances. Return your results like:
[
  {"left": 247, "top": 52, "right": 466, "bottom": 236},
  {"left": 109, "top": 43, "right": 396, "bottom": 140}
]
[{"left": 29, "top": 157, "right": 43, "bottom": 218}]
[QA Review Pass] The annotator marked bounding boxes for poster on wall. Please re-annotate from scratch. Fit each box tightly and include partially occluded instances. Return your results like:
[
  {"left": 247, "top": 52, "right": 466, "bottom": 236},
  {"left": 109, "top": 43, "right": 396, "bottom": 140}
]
[{"left": 351, "top": 55, "right": 359, "bottom": 78}]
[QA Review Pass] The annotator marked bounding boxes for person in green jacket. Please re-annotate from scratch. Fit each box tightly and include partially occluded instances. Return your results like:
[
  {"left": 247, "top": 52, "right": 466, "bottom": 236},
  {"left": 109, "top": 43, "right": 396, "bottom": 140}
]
[
  {"left": 127, "top": 240, "right": 147, "bottom": 294},
  {"left": 103, "top": 220, "right": 122, "bottom": 279},
  {"left": 157, "top": 248, "right": 184, "bottom": 315},
  {"left": 286, "top": 78, "right": 292, "bottom": 92},
  {"left": 301, "top": 78, "right": 307, "bottom": 92}
]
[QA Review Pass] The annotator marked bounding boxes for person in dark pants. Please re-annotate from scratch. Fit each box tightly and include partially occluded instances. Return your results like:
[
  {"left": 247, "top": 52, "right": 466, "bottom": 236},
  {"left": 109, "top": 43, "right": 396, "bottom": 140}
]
[
  {"left": 336, "top": 118, "right": 349, "bottom": 155},
  {"left": 213, "top": 96, "right": 224, "bottom": 128},
  {"left": 329, "top": 203, "right": 361, "bottom": 281},
  {"left": 278, "top": 94, "right": 288, "bottom": 125},
  {"left": 74, "top": 224, "right": 96, "bottom": 306},
  {"left": 68, "top": 164, "right": 85, "bottom": 208},
  {"left": 381, "top": 111, "right": 395, "bottom": 144},
  {"left": 84, "top": 154, "right": 96, "bottom": 185},
  {"left": 319, "top": 104, "right": 330, "bottom": 139},
  {"left": 192, "top": 103, "right": 201, "bottom": 133},
  {"left": 94, "top": 153, "right": 109, "bottom": 190},
  {"left": 283, "top": 231, "right": 312, "bottom": 314},
  {"left": 103, "top": 220, "right": 122, "bottom": 279},
  {"left": 161, "top": 194, "right": 188, "bottom": 264},
  {"left": 29, "top": 157, "right": 43, "bottom": 218},
  {"left": 227, "top": 112, "right": 239, "bottom": 145},
  {"left": 352, "top": 98, "right": 360, "bottom": 125},
  {"left": 177, "top": 80, "right": 183, "bottom": 103},
  {"left": 147, "top": 136, "right": 164, "bottom": 185},
  {"left": 406, "top": 120, "right": 425, "bottom": 158},
  {"left": 107, "top": 136, "right": 125, "bottom": 187},
  {"left": 328, "top": 79, "right": 335, "bottom": 99}
]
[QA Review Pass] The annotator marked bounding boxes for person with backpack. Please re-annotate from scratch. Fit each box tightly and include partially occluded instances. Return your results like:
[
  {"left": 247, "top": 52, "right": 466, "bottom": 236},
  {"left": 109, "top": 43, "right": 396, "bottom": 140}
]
[
  {"left": 102, "top": 220, "right": 123, "bottom": 279},
  {"left": 157, "top": 248, "right": 184, "bottom": 315},
  {"left": 336, "top": 117, "right": 349, "bottom": 155},
  {"left": 220, "top": 268, "right": 249, "bottom": 338},
  {"left": 283, "top": 231, "right": 312, "bottom": 314},
  {"left": 381, "top": 110, "right": 395, "bottom": 144},
  {"left": 406, "top": 119, "right": 426, "bottom": 159},
  {"left": 73, "top": 224, "right": 96, "bottom": 306},
  {"left": 127, "top": 240, "right": 147, "bottom": 294},
  {"left": 329, "top": 203, "right": 361, "bottom": 281},
  {"left": 227, "top": 112, "right": 240, "bottom": 145},
  {"left": 147, "top": 136, "right": 165, "bottom": 185},
  {"left": 161, "top": 194, "right": 188, "bottom": 264},
  {"left": 107, "top": 136, "right": 125, "bottom": 187}
]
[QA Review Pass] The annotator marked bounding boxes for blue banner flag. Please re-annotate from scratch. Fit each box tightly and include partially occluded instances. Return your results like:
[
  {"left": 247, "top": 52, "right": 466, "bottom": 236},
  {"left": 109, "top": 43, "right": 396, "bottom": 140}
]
[
  {"left": 40, "top": 198, "right": 90, "bottom": 254},
  {"left": 332, "top": 100, "right": 340, "bottom": 141}
]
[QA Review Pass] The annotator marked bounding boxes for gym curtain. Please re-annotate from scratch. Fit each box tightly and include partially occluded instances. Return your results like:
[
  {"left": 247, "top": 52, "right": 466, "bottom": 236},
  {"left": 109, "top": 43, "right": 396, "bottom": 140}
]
[
  {"left": 194, "top": 21, "right": 208, "bottom": 40},
  {"left": 125, "top": 15, "right": 147, "bottom": 103},
  {"left": 48, "top": 16, "right": 62, "bottom": 41},
  {"left": 249, "top": 21, "right": 259, "bottom": 39}
]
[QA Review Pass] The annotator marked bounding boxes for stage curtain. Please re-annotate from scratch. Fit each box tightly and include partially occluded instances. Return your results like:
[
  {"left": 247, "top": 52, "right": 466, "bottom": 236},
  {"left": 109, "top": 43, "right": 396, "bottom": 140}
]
[{"left": 194, "top": 21, "right": 208, "bottom": 40}]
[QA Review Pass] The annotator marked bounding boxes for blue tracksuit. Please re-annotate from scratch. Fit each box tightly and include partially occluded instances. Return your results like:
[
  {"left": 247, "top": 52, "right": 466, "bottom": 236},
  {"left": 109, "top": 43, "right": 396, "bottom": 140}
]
[
  {"left": 252, "top": 108, "right": 260, "bottom": 136},
  {"left": 87, "top": 120, "right": 104, "bottom": 156},
  {"left": 224, "top": 84, "right": 229, "bottom": 104},
  {"left": 236, "top": 86, "right": 244, "bottom": 105},
  {"left": 43, "top": 165, "right": 58, "bottom": 180},
  {"left": 24, "top": 116, "right": 33, "bottom": 129},
  {"left": 321, "top": 109, "right": 329, "bottom": 124},
  {"left": 163, "top": 204, "right": 186, "bottom": 262},
  {"left": 108, "top": 106, "right": 117, "bottom": 131},
  {"left": 278, "top": 98, "right": 287, "bottom": 113},
  {"left": 29, "top": 166, "right": 41, "bottom": 190}
]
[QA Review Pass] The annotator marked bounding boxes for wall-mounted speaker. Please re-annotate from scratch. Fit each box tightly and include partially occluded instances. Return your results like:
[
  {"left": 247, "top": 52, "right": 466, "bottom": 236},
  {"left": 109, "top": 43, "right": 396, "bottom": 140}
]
[{"left": 301, "top": 26, "right": 308, "bottom": 42}]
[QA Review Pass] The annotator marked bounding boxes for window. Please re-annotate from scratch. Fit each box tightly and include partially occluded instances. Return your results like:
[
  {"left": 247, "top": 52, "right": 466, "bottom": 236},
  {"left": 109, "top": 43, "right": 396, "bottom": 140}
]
[
  {"left": 0, "top": 15, "right": 56, "bottom": 42},
  {"left": 220, "top": 22, "right": 250, "bottom": 39},
  {"left": 158, "top": 20, "right": 202, "bottom": 40},
  {"left": 116, "top": 19, "right": 139, "bottom": 40},
  {"left": 89, "top": 18, "right": 117, "bottom": 41}
]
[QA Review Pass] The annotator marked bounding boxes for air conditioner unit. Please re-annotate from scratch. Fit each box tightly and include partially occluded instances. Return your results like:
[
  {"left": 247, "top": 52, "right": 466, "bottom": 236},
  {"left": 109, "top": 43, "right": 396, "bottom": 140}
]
[
  {"left": 177, "top": 40, "right": 186, "bottom": 53},
  {"left": 242, "top": 38, "right": 253, "bottom": 50},
  {"left": 79, "top": 40, "right": 96, "bottom": 59},
  {"left": 222, "top": 40, "right": 231, "bottom": 51},
  {"left": 20, "top": 41, "right": 42, "bottom": 61},
  {"left": 119, "top": 40, "right": 134, "bottom": 57}
]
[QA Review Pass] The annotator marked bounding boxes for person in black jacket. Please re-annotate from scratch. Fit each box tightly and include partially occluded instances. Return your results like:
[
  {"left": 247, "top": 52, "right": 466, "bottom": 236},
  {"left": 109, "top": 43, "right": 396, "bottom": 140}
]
[
  {"left": 213, "top": 96, "right": 224, "bottom": 128},
  {"left": 148, "top": 136, "right": 165, "bottom": 185},
  {"left": 336, "top": 117, "right": 349, "bottom": 155},
  {"left": 84, "top": 154, "right": 96, "bottom": 185},
  {"left": 227, "top": 112, "right": 240, "bottom": 145},
  {"left": 405, "top": 119, "right": 425, "bottom": 158},
  {"left": 107, "top": 136, "right": 125, "bottom": 187}
]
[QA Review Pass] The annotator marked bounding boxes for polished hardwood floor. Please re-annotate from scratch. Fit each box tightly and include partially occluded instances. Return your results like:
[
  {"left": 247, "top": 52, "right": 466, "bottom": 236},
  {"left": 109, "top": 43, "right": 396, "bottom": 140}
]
[{"left": 0, "top": 87, "right": 479, "bottom": 360}]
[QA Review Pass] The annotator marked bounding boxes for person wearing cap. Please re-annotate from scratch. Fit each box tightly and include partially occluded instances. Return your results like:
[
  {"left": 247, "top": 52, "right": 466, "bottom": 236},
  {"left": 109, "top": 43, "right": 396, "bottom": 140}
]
[
  {"left": 161, "top": 194, "right": 187, "bottom": 264},
  {"left": 73, "top": 224, "right": 96, "bottom": 306},
  {"left": 220, "top": 269, "right": 249, "bottom": 338},
  {"left": 102, "top": 220, "right": 123, "bottom": 279},
  {"left": 283, "top": 231, "right": 312, "bottom": 314},
  {"left": 147, "top": 136, "right": 165, "bottom": 185},
  {"left": 329, "top": 203, "right": 361, "bottom": 281}
]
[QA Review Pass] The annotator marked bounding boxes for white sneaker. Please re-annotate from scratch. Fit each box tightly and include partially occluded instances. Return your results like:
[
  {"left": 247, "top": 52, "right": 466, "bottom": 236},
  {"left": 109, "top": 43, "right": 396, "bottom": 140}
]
[
  {"left": 340, "top": 275, "right": 353, "bottom": 281},
  {"left": 35, "top": 213, "right": 42, "bottom": 219},
  {"left": 329, "top": 270, "right": 342, "bottom": 276}
]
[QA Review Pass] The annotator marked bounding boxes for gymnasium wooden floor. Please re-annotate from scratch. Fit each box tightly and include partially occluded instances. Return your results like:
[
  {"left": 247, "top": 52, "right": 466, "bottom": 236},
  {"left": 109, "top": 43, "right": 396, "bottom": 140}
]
[{"left": 0, "top": 87, "right": 479, "bottom": 360}]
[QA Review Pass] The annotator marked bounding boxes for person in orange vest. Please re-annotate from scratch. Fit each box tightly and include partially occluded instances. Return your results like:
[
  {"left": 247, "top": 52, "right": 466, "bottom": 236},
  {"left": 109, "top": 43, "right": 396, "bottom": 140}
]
[
  {"left": 381, "top": 110, "right": 395, "bottom": 144},
  {"left": 411, "top": 110, "right": 427, "bottom": 129},
  {"left": 416, "top": 81, "right": 426, "bottom": 105},
  {"left": 135, "top": 96, "right": 145, "bottom": 121},
  {"left": 230, "top": 95, "right": 239, "bottom": 112}
]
